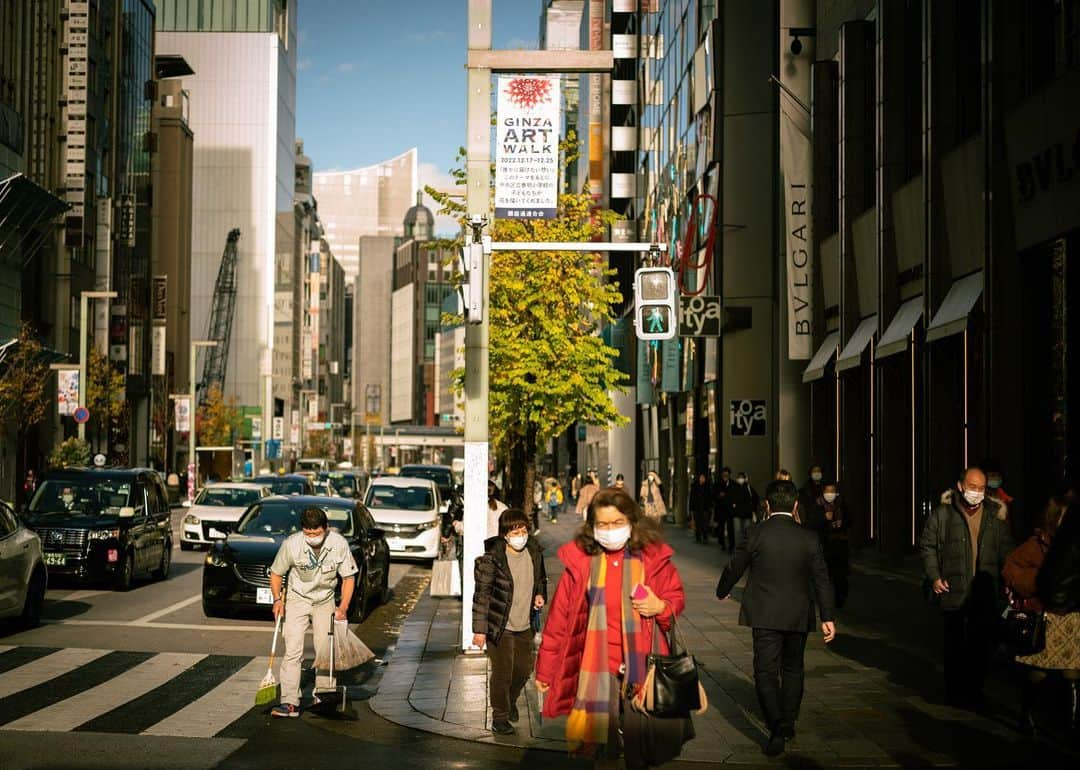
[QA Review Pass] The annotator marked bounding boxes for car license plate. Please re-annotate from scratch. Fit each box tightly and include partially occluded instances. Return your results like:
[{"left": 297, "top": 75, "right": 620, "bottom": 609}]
[
  {"left": 208, "top": 527, "right": 226, "bottom": 539},
  {"left": 256, "top": 587, "right": 273, "bottom": 605},
  {"left": 44, "top": 552, "right": 66, "bottom": 567},
  {"left": 387, "top": 538, "right": 404, "bottom": 551}
]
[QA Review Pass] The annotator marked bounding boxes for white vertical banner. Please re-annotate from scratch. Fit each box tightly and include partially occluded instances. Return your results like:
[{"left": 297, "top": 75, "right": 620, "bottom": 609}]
[
  {"left": 57, "top": 370, "right": 80, "bottom": 416},
  {"left": 152, "top": 325, "right": 166, "bottom": 375},
  {"left": 780, "top": 109, "right": 814, "bottom": 360},
  {"left": 495, "top": 75, "right": 561, "bottom": 219},
  {"left": 174, "top": 396, "right": 191, "bottom": 433}
]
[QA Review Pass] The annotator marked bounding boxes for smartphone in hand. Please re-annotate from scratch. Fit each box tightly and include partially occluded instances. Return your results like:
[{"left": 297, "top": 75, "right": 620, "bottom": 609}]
[{"left": 631, "top": 583, "right": 648, "bottom": 600}]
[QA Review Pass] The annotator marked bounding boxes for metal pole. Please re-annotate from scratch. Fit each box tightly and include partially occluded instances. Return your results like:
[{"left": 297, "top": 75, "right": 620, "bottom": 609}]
[
  {"left": 78, "top": 295, "right": 88, "bottom": 443},
  {"left": 462, "top": 0, "right": 492, "bottom": 653}
]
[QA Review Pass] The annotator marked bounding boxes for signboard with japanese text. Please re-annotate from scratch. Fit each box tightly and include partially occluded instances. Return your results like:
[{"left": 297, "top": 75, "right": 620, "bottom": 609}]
[
  {"left": 57, "top": 370, "right": 79, "bottom": 416},
  {"left": 495, "top": 75, "right": 560, "bottom": 219},
  {"left": 175, "top": 396, "right": 191, "bottom": 433}
]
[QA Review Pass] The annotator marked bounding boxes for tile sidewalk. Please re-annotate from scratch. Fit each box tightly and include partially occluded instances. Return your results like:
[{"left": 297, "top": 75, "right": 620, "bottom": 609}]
[{"left": 370, "top": 511, "right": 1073, "bottom": 767}]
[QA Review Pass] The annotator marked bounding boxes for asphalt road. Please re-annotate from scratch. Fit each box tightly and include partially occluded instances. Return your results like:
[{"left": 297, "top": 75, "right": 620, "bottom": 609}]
[{"left": 0, "top": 508, "right": 436, "bottom": 770}]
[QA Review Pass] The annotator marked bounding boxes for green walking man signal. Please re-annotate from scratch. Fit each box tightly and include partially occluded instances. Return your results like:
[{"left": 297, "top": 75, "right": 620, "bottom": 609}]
[{"left": 634, "top": 267, "right": 678, "bottom": 341}]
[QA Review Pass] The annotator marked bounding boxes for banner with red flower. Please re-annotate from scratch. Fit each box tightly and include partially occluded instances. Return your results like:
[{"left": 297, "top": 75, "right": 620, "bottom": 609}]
[{"left": 495, "top": 75, "right": 561, "bottom": 220}]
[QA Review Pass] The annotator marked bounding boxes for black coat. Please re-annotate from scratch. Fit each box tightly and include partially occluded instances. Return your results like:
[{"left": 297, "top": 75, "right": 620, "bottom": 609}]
[
  {"left": 714, "top": 478, "right": 734, "bottom": 520},
  {"left": 689, "top": 481, "right": 711, "bottom": 514},
  {"left": 1037, "top": 509, "right": 1080, "bottom": 614},
  {"left": 729, "top": 482, "right": 759, "bottom": 520},
  {"left": 715, "top": 514, "right": 835, "bottom": 632},
  {"left": 472, "top": 536, "right": 547, "bottom": 644}
]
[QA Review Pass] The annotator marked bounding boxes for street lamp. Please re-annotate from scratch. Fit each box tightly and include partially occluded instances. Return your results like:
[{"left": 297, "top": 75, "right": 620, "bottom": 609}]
[
  {"left": 189, "top": 339, "right": 218, "bottom": 502},
  {"left": 78, "top": 291, "right": 118, "bottom": 442}
]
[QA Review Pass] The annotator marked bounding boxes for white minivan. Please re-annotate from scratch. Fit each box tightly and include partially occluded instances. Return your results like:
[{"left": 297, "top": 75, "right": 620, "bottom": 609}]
[{"left": 364, "top": 477, "right": 441, "bottom": 560}]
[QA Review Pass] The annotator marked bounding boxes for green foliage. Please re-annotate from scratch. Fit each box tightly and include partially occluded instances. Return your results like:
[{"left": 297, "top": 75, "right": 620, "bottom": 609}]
[
  {"left": 425, "top": 131, "right": 629, "bottom": 487},
  {"left": 86, "top": 349, "right": 127, "bottom": 430},
  {"left": 305, "top": 429, "right": 335, "bottom": 459},
  {"left": 50, "top": 437, "right": 91, "bottom": 469},
  {"left": 0, "top": 323, "right": 50, "bottom": 431}
]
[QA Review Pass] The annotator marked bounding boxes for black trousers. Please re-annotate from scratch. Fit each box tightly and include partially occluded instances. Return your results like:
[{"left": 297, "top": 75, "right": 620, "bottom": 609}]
[
  {"left": 487, "top": 628, "right": 533, "bottom": 721},
  {"left": 692, "top": 509, "right": 711, "bottom": 542},
  {"left": 751, "top": 628, "right": 808, "bottom": 731},
  {"left": 942, "top": 606, "right": 994, "bottom": 702}
]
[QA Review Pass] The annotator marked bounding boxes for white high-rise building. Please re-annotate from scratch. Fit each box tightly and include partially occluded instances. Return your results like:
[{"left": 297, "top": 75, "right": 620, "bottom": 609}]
[
  {"left": 313, "top": 148, "right": 418, "bottom": 277},
  {"left": 156, "top": 1, "right": 297, "bottom": 418}
]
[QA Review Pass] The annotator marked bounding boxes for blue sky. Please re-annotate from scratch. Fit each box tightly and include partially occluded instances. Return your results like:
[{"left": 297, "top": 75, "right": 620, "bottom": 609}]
[{"left": 295, "top": 0, "right": 539, "bottom": 192}]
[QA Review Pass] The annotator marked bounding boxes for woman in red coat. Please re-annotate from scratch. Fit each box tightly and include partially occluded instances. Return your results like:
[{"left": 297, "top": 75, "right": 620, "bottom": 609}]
[{"left": 535, "top": 487, "right": 690, "bottom": 769}]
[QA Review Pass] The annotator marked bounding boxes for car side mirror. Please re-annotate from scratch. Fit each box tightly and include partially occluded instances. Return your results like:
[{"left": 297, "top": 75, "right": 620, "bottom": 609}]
[{"left": 118, "top": 506, "right": 136, "bottom": 518}]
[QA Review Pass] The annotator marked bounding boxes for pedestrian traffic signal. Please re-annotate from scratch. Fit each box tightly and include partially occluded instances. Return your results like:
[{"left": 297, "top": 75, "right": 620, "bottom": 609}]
[
  {"left": 459, "top": 241, "right": 484, "bottom": 324},
  {"left": 633, "top": 267, "right": 678, "bottom": 341}
]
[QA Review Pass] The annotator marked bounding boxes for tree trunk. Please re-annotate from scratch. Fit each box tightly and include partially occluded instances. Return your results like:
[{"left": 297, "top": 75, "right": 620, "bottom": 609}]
[{"left": 508, "top": 434, "right": 527, "bottom": 509}]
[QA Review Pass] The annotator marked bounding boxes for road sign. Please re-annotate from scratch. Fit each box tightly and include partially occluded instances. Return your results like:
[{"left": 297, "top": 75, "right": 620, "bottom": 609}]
[
  {"left": 633, "top": 267, "right": 678, "bottom": 341},
  {"left": 73, "top": 406, "right": 90, "bottom": 424}
]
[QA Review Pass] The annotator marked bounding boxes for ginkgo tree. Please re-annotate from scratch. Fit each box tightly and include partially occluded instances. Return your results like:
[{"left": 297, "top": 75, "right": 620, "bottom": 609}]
[{"left": 426, "top": 133, "right": 629, "bottom": 510}]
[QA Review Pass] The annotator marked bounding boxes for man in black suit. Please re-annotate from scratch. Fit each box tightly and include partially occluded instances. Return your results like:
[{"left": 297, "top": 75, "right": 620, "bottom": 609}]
[{"left": 715, "top": 480, "right": 837, "bottom": 757}]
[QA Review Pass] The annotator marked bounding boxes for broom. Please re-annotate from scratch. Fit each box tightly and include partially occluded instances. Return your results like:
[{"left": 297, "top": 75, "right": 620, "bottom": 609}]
[{"left": 255, "top": 611, "right": 283, "bottom": 706}]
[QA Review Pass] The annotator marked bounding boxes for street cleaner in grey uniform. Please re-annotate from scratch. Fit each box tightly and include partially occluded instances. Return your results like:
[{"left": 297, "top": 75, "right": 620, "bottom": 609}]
[{"left": 269, "top": 507, "right": 358, "bottom": 717}]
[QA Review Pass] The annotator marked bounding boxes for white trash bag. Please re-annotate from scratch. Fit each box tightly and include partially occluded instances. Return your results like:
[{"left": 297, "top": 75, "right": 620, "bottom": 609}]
[{"left": 314, "top": 618, "right": 374, "bottom": 672}]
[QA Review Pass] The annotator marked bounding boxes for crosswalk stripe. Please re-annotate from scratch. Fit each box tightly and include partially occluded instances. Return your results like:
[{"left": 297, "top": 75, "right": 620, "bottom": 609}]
[
  {"left": 0, "top": 646, "right": 57, "bottom": 677},
  {"left": 75, "top": 654, "right": 252, "bottom": 735},
  {"left": 141, "top": 657, "right": 268, "bottom": 738},
  {"left": 2, "top": 652, "right": 206, "bottom": 733},
  {"left": 0, "top": 648, "right": 110, "bottom": 701}
]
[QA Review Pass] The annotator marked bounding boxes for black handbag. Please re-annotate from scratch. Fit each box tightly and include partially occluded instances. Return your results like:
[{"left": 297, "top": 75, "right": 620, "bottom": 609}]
[
  {"left": 1000, "top": 605, "right": 1046, "bottom": 656},
  {"left": 640, "top": 616, "right": 707, "bottom": 718}
]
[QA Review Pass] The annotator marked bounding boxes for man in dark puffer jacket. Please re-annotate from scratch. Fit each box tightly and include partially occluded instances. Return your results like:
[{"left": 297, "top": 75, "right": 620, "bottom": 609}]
[
  {"left": 920, "top": 466, "right": 1013, "bottom": 708},
  {"left": 472, "top": 508, "right": 547, "bottom": 734}
]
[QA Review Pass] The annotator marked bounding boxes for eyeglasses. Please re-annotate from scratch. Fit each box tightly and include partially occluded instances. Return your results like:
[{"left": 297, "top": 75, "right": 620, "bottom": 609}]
[{"left": 594, "top": 519, "right": 630, "bottom": 530}]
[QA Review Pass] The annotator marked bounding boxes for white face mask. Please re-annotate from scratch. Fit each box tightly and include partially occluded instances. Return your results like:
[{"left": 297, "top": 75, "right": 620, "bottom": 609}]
[
  {"left": 506, "top": 534, "right": 528, "bottom": 551},
  {"left": 823, "top": 492, "right": 838, "bottom": 503},
  {"left": 736, "top": 477, "right": 747, "bottom": 485},
  {"left": 594, "top": 525, "right": 631, "bottom": 551},
  {"left": 62, "top": 494, "right": 74, "bottom": 505},
  {"left": 962, "top": 489, "right": 985, "bottom": 507},
  {"left": 305, "top": 533, "right": 327, "bottom": 548},
  {"left": 811, "top": 473, "right": 823, "bottom": 482}
]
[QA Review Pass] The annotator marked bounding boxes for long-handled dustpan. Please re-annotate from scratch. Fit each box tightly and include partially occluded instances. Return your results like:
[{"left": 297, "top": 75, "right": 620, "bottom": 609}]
[{"left": 310, "top": 613, "right": 349, "bottom": 717}]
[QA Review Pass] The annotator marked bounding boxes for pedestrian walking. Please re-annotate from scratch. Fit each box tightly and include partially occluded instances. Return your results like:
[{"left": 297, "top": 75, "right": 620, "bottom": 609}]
[
  {"left": 639, "top": 471, "right": 667, "bottom": 521},
  {"left": 472, "top": 508, "right": 548, "bottom": 735},
  {"left": 816, "top": 482, "right": 850, "bottom": 608},
  {"left": 545, "top": 479, "right": 564, "bottom": 523},
  {"left": 714, "top": 467, "right": 733, "bottom": 549},
  {"left": 486, "top": 480, "right": 509, "bottom": 539},
  {"left": 690, "top": 473, "right": 712, "bottom": 544},
  {"left": 920, "top": 466, "right": 1013, "bottom": 709},
  {"left": 727, "top": 472, "right": 758, "bottom": 552},
  {"left": 268, "top": 507, "right": 358, "bottom": 718},
  {"left": 1002, "top": 497, "right": 1078, "bottom": 737},
  {"left": 715, "top": 480, "right": 836, "bottom": 756},
  {"left": 576, "top": 474, "right": 599, "bottom": 521},
  {"left": 535, "top": 487, "right": 691, "bottom": 769},
  {"left": 798, "top": 465, "right": 825, "bottom": 529},
  {"left": 614, "top": 473, "right": 626, "bottom": 491}
]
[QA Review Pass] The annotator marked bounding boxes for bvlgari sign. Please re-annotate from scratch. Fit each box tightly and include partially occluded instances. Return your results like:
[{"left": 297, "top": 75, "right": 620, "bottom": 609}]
[
  {"left": 1006, "top": 70, "right": 1080, "bottom": 250},
  {"left": 495, "top": 76, "right": 561, "bottom": 219}
]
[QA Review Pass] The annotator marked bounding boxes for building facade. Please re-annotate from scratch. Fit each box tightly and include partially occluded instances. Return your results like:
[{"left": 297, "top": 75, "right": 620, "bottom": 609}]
[
  {"left": 156, "top": 0, "right": 297, "bottom": 446},
  {"left": 312, "top": 148, "right": 418, "bottom": 277}
]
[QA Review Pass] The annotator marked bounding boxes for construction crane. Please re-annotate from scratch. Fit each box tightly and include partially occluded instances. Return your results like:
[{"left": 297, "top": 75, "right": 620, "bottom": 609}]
[{"left": 199, "top": 228, "right": 240, "bottom": 405}]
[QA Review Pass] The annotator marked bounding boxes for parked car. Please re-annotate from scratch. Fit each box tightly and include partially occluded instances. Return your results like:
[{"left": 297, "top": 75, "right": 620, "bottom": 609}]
[
  {"left": 364, "top": 477, "right": 441, "bottom": 560},
  {"left": 21, "top": 468, "right": 172, "bottom": 590},
  {"left": 0, "top": 501, "right": 47, "bottom": 627},
  {"left": 253, "top": 474, "right": 314, "bottom": 496},
  {"left": 398, "top": 464, "right": 457, "bottom": 514},
  {"left": 318, "top": 470, "right": 368, "bottom": 499},
  {"left": 201, "top": 495, "right": 390, "bottom": 619},
  {"left": 181, "top": 482, "right": 269, "bottom": 550},
  {"left": 311, "top": 479, "right": 338, "bottom": 498},
  {"left": 296, "top": 458, "right": 330, "bottom": 473}
]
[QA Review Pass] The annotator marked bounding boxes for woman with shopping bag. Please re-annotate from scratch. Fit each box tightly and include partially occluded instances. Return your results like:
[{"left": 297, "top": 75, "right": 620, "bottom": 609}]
[
  {"left": 535, "top": 487, "right": 692, "bottom": 769},
  {"left": 472, "top": 508, "right": 547, "bottom": 735}
]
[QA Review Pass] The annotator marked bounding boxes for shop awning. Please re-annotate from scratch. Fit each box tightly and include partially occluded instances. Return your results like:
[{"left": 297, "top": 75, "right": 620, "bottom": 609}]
[
  {"left": 0, "top": 173, "right": 69, "bottom": 267},
  {"left": 877, "top": 296, "right": 924, "bottom": 360},
  {"left": 836, "top": 315, "right": 879, "bottom": 372},
  {"left": 802, "top": 331, "right": 841, "bottom": 383},
  {"left": 927, "top": 271, "right": 983, "bottom": 342}
]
